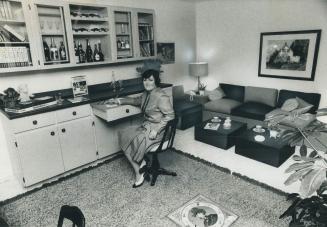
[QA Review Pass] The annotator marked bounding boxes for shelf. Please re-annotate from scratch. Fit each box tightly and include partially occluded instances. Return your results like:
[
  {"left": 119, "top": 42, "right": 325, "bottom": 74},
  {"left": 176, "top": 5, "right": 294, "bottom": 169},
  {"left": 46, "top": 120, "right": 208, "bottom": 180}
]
[
  {"left": 115, "top": 22, "right": 129, "bottom": 24},
  {"left": 70, "top": 17, "right": 109, "bottom": 22},
  {"left": 139, "top": 40, "right": 154, "bottom": 42},
  {"left": 116, "top": 33, "right": 130, "bottom": 36},
  {"left": 117, "top": 48, "right": 131, "bottom": 51},
  {"left": 138, "top": 24, "right": 152, "bottom": 27},
  {"left": 41, "top": 33, "right": 64, "bottom": 36},
  {"left": 72, "top": 32, "right": 109, "bottom": 36},
  {"left": 38, "top": 12, "right": 61, "bottom": 17},
  {"left": 0, "top": 42, "right": 30, "bottom": 45},
  {"left": 0, "top": 19, "right": 25, "bottom": 24},
  {"left": 44, "top": 59, "right": 69, "bottom": 65}
]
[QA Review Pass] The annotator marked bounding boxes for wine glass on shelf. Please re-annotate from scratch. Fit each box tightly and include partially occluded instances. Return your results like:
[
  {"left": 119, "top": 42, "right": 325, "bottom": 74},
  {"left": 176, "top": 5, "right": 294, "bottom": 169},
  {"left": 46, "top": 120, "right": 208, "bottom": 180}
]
[
  {"left": 40, "top": 20, "right": 45, "bottom": 32},
  {"left": 55, "top": 20, "right": 61, "bottom": 33},
  {"left": 47, "top": 20, "right": 53, "bottom": 33}
]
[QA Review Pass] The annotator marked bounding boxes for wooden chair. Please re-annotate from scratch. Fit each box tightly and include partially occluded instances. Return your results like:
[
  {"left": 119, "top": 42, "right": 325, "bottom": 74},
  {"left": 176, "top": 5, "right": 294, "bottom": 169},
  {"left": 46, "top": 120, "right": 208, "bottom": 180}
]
[
  {"left": 141, "top": 118, "right": 178, "bottom": 186},
  {"left": 57, "top": 205, "right": 85, "bottom": 227}
]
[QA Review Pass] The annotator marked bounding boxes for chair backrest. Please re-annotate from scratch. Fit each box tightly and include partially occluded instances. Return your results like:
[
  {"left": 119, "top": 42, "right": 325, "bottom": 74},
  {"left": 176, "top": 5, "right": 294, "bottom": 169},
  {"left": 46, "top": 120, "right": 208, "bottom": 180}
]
[
  {"left": 57, "top": 205, "right": 85, "bottom": 227},
  {"left": 155, "top": 118, "right": 178, "bottom": 153}
]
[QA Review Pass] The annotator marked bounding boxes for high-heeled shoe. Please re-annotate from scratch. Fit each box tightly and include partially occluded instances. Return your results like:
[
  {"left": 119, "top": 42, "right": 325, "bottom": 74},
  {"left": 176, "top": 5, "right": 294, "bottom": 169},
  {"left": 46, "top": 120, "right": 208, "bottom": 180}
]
[{"left": 132, "top": 173, "right": 150, "bottom": 188}]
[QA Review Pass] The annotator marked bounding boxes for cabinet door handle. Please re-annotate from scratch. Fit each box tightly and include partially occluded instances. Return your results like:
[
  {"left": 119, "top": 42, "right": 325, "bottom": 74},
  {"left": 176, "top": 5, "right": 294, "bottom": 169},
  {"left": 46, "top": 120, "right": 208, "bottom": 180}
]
[
  {"left": 50, "top": 131, "right": 55, "bottom": 136},
  {"left": 125, "top": 109, "right": 129, "bottom": 113},
  {"left": 32, "top": 120, "right": 37, "bottom": 125},
  {"left": 62, "top": 128, "right": 66, "bottom": 133},
  {"left": 72, "top": 111, "right": 77, "bottom": 116}
]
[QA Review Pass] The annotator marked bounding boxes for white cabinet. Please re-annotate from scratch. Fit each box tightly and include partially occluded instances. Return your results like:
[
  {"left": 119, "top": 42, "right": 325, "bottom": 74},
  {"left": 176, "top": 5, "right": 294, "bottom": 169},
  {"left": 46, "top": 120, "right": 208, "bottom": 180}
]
[
  {"left": 58, "top": 117, "right": 97, "bottom": 171},
  {"left": 2, "top": 104, "right": 97, "bottom": 186},
  {"left": 15, "top": 125, "right": 64, "bottom": 186}
]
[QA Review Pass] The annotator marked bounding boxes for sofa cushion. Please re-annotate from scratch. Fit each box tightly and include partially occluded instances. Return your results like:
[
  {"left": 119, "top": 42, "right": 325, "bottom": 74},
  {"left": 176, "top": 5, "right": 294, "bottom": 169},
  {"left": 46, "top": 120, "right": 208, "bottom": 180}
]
[
  {"left": 277, "top": 89, "right": 321, "bottom": 113},
  {"left": 204, "top": 98, "right": 242, "bottom": 114},
  {"left": 219, "top": 83, "right": 245, "bottom": 102},
  {"left": 205, "top": 87, "right": 225, "bottom": 101},
  {"left": 244, "top": 86, "right": 278, "bottom": 107},
  {"left": 231, "top": 101, "right": 275, "bottom": 121},
  {"left": 281, "top": 98, "right": 299, "bottom": 111}
]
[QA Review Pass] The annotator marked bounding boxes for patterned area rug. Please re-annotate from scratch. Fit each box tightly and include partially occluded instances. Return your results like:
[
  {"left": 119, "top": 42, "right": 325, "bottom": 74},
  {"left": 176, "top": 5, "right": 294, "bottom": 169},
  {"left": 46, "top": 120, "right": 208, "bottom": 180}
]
[{"left": 168, "top": 194, "right": 238, "bottom": 227}]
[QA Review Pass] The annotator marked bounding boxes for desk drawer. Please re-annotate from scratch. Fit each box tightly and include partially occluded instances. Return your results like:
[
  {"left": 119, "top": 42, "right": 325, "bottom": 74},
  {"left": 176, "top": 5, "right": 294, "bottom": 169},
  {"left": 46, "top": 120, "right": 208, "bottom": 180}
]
[
  {"left": 11, "top": 112, "right": 56, "bottom": 133},
  {"left": 93, "top": 105, "right": 141, "bottom": 122},
  {"left": 56, "top": 105, "right": 91, "bottom": 123}
]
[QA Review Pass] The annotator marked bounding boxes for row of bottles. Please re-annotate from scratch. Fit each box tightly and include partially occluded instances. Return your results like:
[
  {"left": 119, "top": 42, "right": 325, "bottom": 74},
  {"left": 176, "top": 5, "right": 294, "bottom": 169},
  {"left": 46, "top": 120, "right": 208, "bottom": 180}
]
[
  {"left": 117, "top": 38, "right": 130, "bottom": 50},
  {"left": 43, "top": 38, "right": 67, "bottom": 62},
  {"left": 74, "top": 39, "right": 104, "bottom": 63}
]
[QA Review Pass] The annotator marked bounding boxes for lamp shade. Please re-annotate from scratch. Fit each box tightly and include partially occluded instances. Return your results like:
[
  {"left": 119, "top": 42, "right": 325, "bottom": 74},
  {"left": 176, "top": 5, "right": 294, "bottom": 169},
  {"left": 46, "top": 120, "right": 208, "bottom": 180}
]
[{"left": 189, "top": 62, "right": 208, "bottom": 78}]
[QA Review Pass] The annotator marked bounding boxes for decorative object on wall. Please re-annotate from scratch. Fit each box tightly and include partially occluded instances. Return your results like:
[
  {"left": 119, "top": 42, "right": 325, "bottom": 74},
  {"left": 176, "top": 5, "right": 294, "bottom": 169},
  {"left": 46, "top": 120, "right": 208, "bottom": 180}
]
[
  {"left": 157, "top": 42, "right": 175, "bottom": 64},
  {"left": 167, "top": 194, "right": 238, "bottom": 227},
  {"left": 136, "top": 59, "right": 163, "bottom": 74},
  {"left": 258, "top": 30, "right": 321, "bottom": 81},
  {"left": 189, "top": 62, "right": 208, "bottom": 92}
]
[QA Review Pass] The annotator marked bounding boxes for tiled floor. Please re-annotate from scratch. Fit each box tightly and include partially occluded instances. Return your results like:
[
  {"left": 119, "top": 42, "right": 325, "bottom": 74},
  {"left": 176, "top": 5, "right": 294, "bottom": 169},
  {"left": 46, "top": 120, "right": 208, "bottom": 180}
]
[{"left": 0, "top": 127, "right": 300, "bottom": 202}]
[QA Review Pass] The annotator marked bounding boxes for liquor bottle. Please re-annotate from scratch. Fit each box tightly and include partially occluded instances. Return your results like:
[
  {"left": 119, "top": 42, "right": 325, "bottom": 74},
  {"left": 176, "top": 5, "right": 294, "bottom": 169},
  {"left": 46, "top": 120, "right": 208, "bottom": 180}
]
[
  {"left": 43, "top": 41, "right": 50, "bottom": 62},
  {"left": 78, "top": 41, "right": 86, "bottom": 63},
  {"left": 85, "top": 39, "right": 93, "bottom": 62},
  {"left": 125, "top": 39, "right": 130, "bottom": 49},
  {"left": 74, "top": 41, "right": 80, "bottom": 63},
  {"left": 117, "top": 38, "right": 122, "bottom": 49},
  {"left": 59, "top": 41, "right": 67, "bottom": 60},
  {"left": 98, "top": 41, "right": 104, "bottom": 61},
  {"left": 93, "top": 44, "right": 100, "bottom": 62},
  {"left": 50, "top": 38, "right": 58, "bottom": 61},
  {"left": 121, "top": 39, "right": 125, "bottom": 49}
]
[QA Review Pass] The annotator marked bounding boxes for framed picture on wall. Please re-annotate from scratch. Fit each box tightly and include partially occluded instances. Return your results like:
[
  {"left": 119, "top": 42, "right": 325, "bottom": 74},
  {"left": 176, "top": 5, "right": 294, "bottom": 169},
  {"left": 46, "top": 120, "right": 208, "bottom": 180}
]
[
  {"left": 258, "top": 30, "right": 321, "bottom": 81},
  {"left": 157, "top": 42, "right": 175, "bottom": 64}
]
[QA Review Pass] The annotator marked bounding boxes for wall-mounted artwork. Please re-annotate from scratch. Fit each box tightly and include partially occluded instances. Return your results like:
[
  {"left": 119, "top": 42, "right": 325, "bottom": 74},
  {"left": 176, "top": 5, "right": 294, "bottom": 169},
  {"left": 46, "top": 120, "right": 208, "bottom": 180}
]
[
  {"left": 157, "top": 42, "right": 175, "bottom": 64},
  {"left": 258, "top": 30, "right": 321, "bottom": 81}
]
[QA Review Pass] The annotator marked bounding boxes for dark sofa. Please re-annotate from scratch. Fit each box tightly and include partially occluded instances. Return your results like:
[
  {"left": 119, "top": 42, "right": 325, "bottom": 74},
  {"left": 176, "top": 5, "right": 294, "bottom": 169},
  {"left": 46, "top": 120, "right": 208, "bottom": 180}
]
[{"left": 203, "top": 83, "right": 321, "bottom": 128}]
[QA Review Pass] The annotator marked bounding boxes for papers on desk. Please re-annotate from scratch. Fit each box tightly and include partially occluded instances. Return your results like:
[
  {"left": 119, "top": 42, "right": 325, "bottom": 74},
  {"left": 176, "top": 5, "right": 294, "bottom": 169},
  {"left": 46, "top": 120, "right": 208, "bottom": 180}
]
[
  {"left": 204, "top": 122, "right": 220, "bottom": 130},
  {"left": 67, "top": 96, "right": 89, "bottom": 103}
]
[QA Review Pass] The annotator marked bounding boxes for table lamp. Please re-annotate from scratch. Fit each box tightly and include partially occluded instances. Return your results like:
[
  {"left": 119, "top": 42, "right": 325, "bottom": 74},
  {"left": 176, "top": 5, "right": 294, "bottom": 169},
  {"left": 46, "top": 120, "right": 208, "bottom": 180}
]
[{"left": 189, "top": 62, "right": 208, "bottom": 92}]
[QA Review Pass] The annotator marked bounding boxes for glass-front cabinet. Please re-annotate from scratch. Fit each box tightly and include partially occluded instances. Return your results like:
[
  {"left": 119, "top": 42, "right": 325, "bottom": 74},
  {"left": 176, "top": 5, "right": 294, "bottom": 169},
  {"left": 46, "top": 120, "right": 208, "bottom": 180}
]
[
  {"left": 34, "top": 3, "right": 70, "bottom": 66},
  {"left": 136, "top": 10, "right": 155, "bottom": 58},
  {"left": 0, "top": 0, "right": 37, "bottom": 72},
  {"left": 69, "top": 4, "right": 112, "bottom": 64},
  {"left": 112, "top": 8, "right": 134, "bottom": 60},
  {"left": 0, "top": 1, "right": 157, "bottom": 74}
]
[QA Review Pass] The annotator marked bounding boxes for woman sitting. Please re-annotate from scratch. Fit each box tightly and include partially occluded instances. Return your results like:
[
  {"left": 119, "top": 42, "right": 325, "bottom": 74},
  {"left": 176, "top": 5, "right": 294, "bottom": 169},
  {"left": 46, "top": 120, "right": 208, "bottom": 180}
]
[{"left": 109, "top": 69, "right": 175, "bottom": 188}]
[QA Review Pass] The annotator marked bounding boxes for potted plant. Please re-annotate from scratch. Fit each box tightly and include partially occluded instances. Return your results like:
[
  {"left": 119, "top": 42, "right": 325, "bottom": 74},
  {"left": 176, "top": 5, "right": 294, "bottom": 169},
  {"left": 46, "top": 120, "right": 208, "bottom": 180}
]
[
  {"left": 265, "top": 108, "right": 327, "bottom": 227},
  {"left": 198, "top": 82, "right": 206, "bottom": 96}
]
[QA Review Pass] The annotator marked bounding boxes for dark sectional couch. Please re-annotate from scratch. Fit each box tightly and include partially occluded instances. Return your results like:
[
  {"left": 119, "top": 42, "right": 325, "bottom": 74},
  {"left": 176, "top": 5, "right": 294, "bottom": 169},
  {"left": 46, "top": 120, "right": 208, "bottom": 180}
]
[{"left": 203, "top": 83, "right": 321, "bottom": 128}]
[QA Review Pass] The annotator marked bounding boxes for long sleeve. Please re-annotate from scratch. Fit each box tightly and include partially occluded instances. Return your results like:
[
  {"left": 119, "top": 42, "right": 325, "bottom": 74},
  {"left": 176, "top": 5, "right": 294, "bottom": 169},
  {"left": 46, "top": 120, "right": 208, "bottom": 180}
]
[
  {"left": 150, "top": 93, "right": 175, "bottom": 133},
  {"left": 120, "top": 95, "right": 142, "bottom": 107}
]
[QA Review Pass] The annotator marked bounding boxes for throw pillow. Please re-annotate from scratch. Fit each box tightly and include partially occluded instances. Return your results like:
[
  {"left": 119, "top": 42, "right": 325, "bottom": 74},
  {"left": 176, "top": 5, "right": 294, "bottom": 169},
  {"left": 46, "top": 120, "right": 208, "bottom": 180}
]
[
  {"left": 292, "top": 97, "right": 313, "bottom": 115},
  {"left": 207, "top": 87, "right": 225, "bottom": 101},
  {"left": 281, "top": 98, "right": 299, "bottom": 111}
]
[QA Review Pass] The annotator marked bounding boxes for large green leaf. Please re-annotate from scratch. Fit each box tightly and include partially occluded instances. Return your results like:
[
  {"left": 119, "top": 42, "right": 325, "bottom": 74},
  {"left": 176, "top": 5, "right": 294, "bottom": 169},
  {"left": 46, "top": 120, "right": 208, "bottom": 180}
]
[
  {"left": 285, "top": 162, "right": 314, "bottom": 173},
  {"left": 299, "top": 145, "right": 307, "bottom": 157},
  {"left": 284, "top": 166, "right": 313, "bottom": 185},
  {"left": 300, "top": 168, "right": 327, "bottom": 198}
]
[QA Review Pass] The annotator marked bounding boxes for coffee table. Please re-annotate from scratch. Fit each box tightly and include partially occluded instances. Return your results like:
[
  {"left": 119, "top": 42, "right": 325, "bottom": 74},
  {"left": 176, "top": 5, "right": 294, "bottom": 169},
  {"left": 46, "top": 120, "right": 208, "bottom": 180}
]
[
  {"left": 235, "top": 127, "right": 295, "bottom": 167},
  {"left": 194, "top": 118, "right": 247, "bottom": 149}
]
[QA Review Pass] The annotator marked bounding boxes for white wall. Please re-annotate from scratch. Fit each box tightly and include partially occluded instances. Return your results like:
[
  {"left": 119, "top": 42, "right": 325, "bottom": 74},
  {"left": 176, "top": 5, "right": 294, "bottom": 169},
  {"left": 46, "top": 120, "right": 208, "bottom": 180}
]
[
  {"left": 195, "top": 0, "right": 327, "bottom": 106},
  {"left": 0, "top": 0, "right": 196, "bottom": 181}
]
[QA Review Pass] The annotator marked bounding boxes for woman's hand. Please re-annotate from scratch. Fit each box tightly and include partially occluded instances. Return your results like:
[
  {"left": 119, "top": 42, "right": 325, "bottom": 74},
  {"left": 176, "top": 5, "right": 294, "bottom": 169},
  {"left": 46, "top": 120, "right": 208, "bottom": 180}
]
[{"left": 149, "top": 130, "right": 158, "bottom": 140}]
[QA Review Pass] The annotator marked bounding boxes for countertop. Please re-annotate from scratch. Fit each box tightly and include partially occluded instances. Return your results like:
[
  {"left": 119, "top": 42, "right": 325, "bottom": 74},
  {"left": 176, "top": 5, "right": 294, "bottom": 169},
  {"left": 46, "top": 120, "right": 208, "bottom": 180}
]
[{"left": 0, "top": 81, "right": 172, "bottom": 120}]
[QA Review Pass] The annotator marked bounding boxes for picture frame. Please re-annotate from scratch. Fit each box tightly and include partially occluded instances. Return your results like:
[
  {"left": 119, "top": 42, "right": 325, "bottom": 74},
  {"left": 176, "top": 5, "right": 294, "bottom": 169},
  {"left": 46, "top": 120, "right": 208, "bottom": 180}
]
[
  {"left": 71, "top": 75, "right": 88, "bottom": 98},
  {"left": 258, "top": 30, "right": 321, "bottom": 81},
  {"left": 157, "top": 42, "right": 175, "bottom": 64}
]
